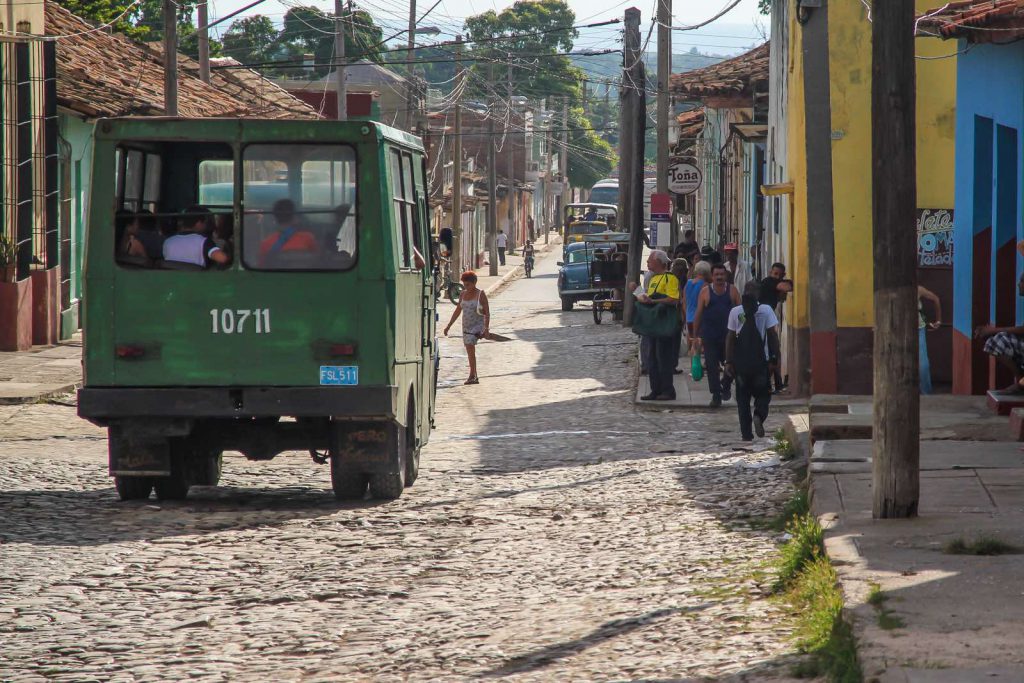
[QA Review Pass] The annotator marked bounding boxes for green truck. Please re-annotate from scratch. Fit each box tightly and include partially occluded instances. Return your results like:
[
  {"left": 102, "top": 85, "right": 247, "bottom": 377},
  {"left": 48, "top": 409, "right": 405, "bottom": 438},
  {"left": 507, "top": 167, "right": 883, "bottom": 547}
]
[{"left": 78, "top": 118, "right": 437, "bottom": 502}]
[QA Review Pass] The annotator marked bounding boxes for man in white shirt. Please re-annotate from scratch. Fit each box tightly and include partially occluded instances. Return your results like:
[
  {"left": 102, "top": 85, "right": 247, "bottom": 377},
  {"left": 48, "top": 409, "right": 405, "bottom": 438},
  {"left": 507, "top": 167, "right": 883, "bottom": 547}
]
[
  {"left": 724, "top": 282, "right": 781, "bottom": 441},
  {"left": 162, "top": 206, "right": 230, "bottom": 268},
  {"left": 495, "top": 230, "right": 508, "bottom": 266}
]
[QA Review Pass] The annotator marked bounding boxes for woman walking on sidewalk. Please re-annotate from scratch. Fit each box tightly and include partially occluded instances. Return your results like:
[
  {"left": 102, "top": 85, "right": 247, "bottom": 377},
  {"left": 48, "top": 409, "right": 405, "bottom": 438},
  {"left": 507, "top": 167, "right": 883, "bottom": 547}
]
[{"left": 444, "top": 271, "right": 490, "bottom": 385}]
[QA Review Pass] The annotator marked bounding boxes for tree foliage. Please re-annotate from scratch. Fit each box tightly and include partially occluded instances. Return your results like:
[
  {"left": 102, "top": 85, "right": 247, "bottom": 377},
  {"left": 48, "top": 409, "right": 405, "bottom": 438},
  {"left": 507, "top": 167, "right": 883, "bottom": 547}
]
[
  {"left": 464, "top": 0, "right": 583, "bottom": 102},
  {"left": 566, "top": 107, "right": 615, "bottom": 189},
  {"left": 58, "top": 0, "right": 144, "bottom": 38},
  {"left": 222, "top": 15, "right": 278, "bottom": 66},
  {"left": 758, "top": 0, "right": 771, "bottom": 15},
  {"left": 276, "top": 5, "right": 383, "bottom": 75},
  {"left": 462, "top": 0, "right": 612, "bottom": 187}
]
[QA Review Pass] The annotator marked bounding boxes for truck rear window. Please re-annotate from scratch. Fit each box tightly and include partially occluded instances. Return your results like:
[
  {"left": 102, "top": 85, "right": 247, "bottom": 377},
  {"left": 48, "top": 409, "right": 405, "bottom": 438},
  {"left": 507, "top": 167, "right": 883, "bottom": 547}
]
[{"left": 241, "top": 144, "right": 357, "bottom": 271}]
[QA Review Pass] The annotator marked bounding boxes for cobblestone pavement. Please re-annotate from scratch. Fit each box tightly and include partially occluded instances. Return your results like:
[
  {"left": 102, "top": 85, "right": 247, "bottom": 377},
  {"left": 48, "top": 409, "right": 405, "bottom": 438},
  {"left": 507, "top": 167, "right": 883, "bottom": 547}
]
[{"left": 0, "top": 254, "right": 808, "bottom": 682}]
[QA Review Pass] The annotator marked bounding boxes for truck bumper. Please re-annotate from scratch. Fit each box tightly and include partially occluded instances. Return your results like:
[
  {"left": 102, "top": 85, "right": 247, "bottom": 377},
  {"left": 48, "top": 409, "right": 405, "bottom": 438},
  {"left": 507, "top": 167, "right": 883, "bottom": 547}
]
[{"left": 78, "top": 386, "right": 397, "bottom": 421}]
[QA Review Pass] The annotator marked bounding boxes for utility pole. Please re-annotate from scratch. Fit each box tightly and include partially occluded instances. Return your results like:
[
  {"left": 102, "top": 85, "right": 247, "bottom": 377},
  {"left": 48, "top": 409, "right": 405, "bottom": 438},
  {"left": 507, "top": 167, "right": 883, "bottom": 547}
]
[
  {"left": 406, "top": 0, "right": 417, "bottom": 132},
  {"left": 334, "top": 0, "right": 347, "bottom": 121},
  {"left": 561, "top": 96, "right": 569, "bottom": 219},
  {"left": 452, "top": 35, "right": 464, "bottom": 273},
  {"left": 656, "top": 0, "right": 671, "bottom": 239},
  {"left": 488, "top": 60, "right": 499, "bottom": 277},
  {"left": 197, "top": 1, "right": 210, "bottom": 83},
  {"left": 507, "top": 59, "right": 516, "bottom": 252},
  {"left": 546, "top": 101, "right": 554, "bottom": 245},
  {"left": 872, "top": 0, "right": 919, "bottom": 518},
  {"left": 582, "top": 79, "right": 588, "bottom": 115},
  {"left": 163, "top": 0, "right": 178, "bottom": 115},
  {"left": 621, "top": 7, "right": 644, "bottom": 325}
]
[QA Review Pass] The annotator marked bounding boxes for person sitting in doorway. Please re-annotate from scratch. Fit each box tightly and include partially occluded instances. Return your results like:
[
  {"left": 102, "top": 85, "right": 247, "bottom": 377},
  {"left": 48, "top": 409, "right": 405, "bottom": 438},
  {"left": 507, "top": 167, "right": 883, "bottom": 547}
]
[
  {"left": 975, "top": 268, "right": 1024, "bottom": 394},
  {"left": 162, "top": 206, "right": 229, "bottom": 268}
]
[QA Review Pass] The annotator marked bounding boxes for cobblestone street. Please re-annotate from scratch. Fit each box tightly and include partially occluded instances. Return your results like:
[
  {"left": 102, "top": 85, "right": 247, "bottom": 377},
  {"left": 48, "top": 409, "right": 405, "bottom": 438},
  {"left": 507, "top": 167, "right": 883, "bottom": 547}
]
[{"left": 0, "top": 252, "right": 806, "bottom": 682}]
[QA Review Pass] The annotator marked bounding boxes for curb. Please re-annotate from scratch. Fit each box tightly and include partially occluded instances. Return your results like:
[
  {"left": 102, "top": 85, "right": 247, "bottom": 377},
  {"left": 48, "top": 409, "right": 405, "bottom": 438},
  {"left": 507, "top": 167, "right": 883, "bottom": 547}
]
[{"left": 0, "top": 381, "right": 82, "bottom": 406}]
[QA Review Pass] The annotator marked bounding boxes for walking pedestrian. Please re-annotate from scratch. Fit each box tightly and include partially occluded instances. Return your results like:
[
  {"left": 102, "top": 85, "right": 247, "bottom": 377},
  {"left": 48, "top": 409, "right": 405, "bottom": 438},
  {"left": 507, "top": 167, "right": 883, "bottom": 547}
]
[
  {"left": 633, "top": 250, "right": 681, "bottom": 401},
  {"left": 443, "top": 271, "right": 490, "bottom": 385},
  {"left": 725, "top": 282, "right": 781, "bottom": 441},
  {"left": 496, "top": 230, "right": 508, "bottom": 266},
  {"left": 694, "top": 263, "right": 740, "bottom": 408},
  {"left": 918, "top": 285, "right": 942, "bottom": 394},
  {"left": 759, "top": 262, "right": 794, "bottom": 393},
  {"left": 670, "top": 258, "right": 690, "bottom": 373},
  {"left": 684, "top": 261, "right": 711, "bottom": 356}
]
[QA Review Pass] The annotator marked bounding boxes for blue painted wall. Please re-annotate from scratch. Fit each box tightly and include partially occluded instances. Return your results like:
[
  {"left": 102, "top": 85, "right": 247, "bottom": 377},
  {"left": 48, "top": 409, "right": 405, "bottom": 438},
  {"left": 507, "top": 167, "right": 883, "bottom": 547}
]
[{"left": 952, "top": 41, "right": 1024, "bottom": 337}]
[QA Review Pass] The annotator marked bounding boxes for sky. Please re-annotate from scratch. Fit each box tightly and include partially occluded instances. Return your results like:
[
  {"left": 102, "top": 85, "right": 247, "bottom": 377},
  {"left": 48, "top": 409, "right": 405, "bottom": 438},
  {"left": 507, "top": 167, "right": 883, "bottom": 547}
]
[{"left": 202, "top": 0, "right": 768, "bottom": 57}]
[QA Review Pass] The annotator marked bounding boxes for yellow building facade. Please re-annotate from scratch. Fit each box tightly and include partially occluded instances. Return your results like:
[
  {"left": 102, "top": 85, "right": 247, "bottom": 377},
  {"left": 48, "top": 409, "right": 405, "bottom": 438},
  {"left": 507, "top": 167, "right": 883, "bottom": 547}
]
[{"left": 770, "top": 0, "right": 957, "bottom": 394}]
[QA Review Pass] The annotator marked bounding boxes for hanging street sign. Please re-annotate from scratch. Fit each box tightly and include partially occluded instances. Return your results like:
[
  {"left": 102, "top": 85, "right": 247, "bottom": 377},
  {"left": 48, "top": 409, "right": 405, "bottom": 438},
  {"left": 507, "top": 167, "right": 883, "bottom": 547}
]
[{"left": 667, "top": 162, "right": 702, "bottom": 195}]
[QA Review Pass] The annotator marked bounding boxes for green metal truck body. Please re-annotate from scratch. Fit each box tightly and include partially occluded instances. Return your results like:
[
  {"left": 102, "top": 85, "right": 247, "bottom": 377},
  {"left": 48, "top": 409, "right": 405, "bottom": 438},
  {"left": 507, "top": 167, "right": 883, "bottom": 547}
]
[{"left": 78, "top": 118, "right": 436, "bottom": 501}]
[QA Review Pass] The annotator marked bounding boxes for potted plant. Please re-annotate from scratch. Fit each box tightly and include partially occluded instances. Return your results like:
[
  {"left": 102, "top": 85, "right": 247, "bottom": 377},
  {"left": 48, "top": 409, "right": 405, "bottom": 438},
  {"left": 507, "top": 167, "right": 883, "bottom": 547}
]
[{"left": 0, "top": 233, "right": 16, "bottom": 283}]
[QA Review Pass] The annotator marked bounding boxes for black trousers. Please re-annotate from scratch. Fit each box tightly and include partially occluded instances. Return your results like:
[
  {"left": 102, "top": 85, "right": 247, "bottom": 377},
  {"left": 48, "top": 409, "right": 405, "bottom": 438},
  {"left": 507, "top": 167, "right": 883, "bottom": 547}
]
[
  {"left": 735, "top": 371, "right": 772, "bottom": 439},
  {"left": 646, "top": 334, "right": 677, "bottom": 398},
  {"left": 669, "top": 327, "right": 683, "bottom": 372},
  {"left": 703, "top": 336, "right": 732, "bottom": 399},
  {"left": 498, "top": 246, "right": 506, "bottom": 265}
]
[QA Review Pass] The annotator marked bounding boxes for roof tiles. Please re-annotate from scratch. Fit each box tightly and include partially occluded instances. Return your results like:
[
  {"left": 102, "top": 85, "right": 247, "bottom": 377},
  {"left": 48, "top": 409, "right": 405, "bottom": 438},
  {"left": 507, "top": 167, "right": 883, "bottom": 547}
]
[
  {"left": 669, "top": 42, "right": 769, "bottom": 101},
  {"left": 918, "top": 0, "right": 1024, "bottom": 41},
  {"left": 47, "top": 3, "right": 317, "bottom": 119}
]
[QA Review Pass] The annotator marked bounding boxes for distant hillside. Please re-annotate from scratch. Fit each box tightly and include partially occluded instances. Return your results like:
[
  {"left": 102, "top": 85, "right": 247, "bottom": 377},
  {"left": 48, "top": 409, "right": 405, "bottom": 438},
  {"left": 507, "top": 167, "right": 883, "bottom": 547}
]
[{"left": 571, "top": 50, "right": 726, "bottom": 83}]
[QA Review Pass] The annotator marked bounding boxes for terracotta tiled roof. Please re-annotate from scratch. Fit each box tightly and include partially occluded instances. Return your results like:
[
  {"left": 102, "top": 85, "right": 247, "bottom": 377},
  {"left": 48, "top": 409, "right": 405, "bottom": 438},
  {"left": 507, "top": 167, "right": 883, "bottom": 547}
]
[
  {"left": 918, "top": 0, "right": 1024, "bottom": 41},
  {"left": 669, "top": 42, "right": 769, "bottom": 100},
  {"left": 676, "top": 107, "right": 705, "bottom": 138},
  {"left": 47, "top": 3, "right": 317, "bottom": 119}
]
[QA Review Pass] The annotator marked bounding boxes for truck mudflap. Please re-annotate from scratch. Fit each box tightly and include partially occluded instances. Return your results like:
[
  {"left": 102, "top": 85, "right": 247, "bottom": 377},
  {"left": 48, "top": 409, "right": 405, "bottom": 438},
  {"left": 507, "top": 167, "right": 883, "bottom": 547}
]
[
  {"left": 330, "top": 419, "right": 401, "bottom": 474},
  {"left": 107, "top": 423, "right": 182, "bottom": 477}
]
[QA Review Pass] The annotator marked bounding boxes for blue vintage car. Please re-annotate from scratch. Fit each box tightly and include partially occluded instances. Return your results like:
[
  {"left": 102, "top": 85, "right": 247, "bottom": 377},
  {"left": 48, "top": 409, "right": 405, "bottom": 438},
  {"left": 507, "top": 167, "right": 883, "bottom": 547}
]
[{"left": 557, "top": 242, "right": 597, "bottom": 311}]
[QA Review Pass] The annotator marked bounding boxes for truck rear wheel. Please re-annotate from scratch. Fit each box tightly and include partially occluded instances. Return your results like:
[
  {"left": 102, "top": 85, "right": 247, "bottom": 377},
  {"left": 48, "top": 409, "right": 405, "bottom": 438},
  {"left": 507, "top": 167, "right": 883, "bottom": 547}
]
[
  {"left": 560, "top": 296, "right": 573, "bottom": 311},
  {"left": 115, "top": 476, "right": 153, "bottom": 501},
  {"left": 369, "top": 421, "right": 407, "bottom": 500},
  {"left": 404, "top": 404, "right": 420, "bottom": 487},
  {"left": 330, "top": 456, "right": 368, "bottom": 500},
  {"left": 154, "top": 441, "right": 191, "bottom": 500}
]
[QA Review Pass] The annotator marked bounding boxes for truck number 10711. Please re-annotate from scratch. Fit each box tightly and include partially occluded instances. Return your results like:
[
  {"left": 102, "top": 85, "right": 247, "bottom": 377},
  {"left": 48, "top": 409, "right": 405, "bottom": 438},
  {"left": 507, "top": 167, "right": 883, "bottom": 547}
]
[{"left": 209, "top": 308, "right": 271, "bottom": 334}]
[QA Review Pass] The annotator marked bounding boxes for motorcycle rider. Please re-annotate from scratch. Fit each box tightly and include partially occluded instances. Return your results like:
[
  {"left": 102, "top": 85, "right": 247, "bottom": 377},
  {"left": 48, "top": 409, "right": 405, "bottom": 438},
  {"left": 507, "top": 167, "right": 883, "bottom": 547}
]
[{"left": 523, "top": 240, "right": 536, "bottom": 276}]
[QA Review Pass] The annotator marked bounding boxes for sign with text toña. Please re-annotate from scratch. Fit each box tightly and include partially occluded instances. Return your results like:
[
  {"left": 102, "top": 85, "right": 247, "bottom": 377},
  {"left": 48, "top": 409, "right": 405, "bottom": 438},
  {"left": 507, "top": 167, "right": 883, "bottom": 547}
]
[{"left": 668, "top": 162, "right": 702, "bottom": 195}]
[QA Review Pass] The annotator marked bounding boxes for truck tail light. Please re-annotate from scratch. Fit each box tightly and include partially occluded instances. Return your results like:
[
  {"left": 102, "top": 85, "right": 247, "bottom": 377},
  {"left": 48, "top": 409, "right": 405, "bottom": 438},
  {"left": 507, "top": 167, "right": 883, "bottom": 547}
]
[
  {"left": 115, "top": 344, "right": 146, "bottom": 359},
  {"left": 329, "top": 343, "right": 357, "bottom": 357}
]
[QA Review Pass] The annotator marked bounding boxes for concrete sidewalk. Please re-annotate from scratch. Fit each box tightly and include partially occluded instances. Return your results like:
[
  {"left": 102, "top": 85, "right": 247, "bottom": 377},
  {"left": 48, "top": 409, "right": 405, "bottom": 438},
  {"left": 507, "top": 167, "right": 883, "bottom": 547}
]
[
  {"left": 795, "top": 394, "right": 1024, "bottom": 681},
  {"left": 0, "top": 333, "right": 82, "bottom": 404}
]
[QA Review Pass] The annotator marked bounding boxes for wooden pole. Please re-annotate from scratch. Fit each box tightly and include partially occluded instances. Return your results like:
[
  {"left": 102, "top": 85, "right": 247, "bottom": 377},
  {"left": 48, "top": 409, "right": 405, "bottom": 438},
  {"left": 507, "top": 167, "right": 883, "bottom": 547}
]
[
  {"left": 197, "top": 0, "right": 210, "bottom": 83},
  {"left": 655, "top": 0, "right": 670, "bottom": 197},
  {"left": 406, "top": 0, "right": 417, "bottom": 131},
  {"left": 507, "top": 58, "right": 517, "bottom": 251},
  {"left": 872, "top": 0, "right": 919, "bottom": 518},
  {"left": 621, "top": 7, "right": 644, "bottom": 325},
  {"left": 488, "top": 60, "right": 499, "bottom": 277},
  {"left": 163, "top": 0, "right": 178, "bottom": 115},
  {"left": 334, "top": 0, "right": 347, "bottom": 120},
  {"left": 452, "top": 35, "right": 463, "bottom": 274}
]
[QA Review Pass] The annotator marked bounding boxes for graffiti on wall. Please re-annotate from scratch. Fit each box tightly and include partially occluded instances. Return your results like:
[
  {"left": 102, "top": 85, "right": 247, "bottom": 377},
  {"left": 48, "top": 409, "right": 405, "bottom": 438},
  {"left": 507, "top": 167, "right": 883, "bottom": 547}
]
[{"left": 917, "top": 209, "right": 953, "bottom": 267}]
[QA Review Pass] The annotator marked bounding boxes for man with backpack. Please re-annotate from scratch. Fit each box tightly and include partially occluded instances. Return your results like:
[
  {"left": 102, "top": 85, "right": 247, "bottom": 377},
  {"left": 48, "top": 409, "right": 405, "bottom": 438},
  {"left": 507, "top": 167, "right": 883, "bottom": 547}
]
[{"left": 725, "top": 282, "right": 781, "bottom": 441}]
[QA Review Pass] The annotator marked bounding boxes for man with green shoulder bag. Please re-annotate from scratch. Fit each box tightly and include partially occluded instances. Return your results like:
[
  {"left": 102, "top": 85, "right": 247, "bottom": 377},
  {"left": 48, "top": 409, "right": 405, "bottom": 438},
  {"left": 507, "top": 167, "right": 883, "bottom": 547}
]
[{"left": 632, "top": 250, "right": 682, "bottom": 401}]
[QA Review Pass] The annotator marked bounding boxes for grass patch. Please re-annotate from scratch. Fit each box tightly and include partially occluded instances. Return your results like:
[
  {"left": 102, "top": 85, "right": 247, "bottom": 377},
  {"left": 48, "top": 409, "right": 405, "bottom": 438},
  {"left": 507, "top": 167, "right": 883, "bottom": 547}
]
[
  {"left": 774, "top": 428, "right": 798, "bottom": 461},
  {"left": 943, "top": 535, "right": 1018, "bottom": 556},
  {"left": 775, "top": 509, "right": 823, "bottom": 590},
  {"left": 776, "top": 512, "right": 862, "bottom": 682},
  {"left": 866, "top": 584, "right": 904, "bottom": 630},
  {"left": 866, "top": 582, "right": 886, "bottom": 607}
]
